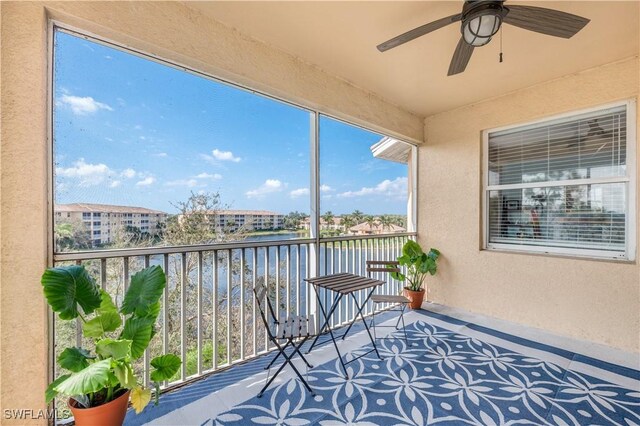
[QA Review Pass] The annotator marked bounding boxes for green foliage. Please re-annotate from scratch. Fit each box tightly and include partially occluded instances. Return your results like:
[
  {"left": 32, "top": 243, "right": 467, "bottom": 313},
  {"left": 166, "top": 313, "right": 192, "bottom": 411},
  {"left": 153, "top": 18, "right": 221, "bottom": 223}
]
[
  {"left": 95, "top": 339, "right": 132, "bottom": 361},
  {"left": 390, "top": 240, "right": 441, "bottom": 291},
  {"left": 41, "top": 266, "right": 102, "bottom": 320},
  {"left": 41, "top": 265, "right": 180, "bottom": 411},
  {"left": 54, "top": 220, "right": 91, "bottom": 252},
  {"left": 150, "top": 354, "right": 181, "bottom": 382},
  {"left": 58, "top": 347, "right": 93, "bottom": 373},
  {"left": 83, "top": 311, "right": 122, "bottom": 338},
  {"left": 46, "top": 374, "right": 71, "bottom": 404},
  {"left": 55, "top": 358, "right": 113, "bottom": 398},
  {"left": 120, "top": 266, "right": 166, "bottom": 316},
  {"left": 121, "top": 317, "right": 155, "bottom": 360}
]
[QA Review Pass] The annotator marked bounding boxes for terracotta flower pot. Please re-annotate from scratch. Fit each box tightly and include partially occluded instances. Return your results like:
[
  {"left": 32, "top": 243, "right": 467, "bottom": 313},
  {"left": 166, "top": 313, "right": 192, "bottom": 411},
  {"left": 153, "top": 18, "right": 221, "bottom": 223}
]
[
  {"left": 404, "top": 288, "right": 425, "bottom": 309},
  {"left": 69, "top": 389, "right": 130, "bottom": 426}
]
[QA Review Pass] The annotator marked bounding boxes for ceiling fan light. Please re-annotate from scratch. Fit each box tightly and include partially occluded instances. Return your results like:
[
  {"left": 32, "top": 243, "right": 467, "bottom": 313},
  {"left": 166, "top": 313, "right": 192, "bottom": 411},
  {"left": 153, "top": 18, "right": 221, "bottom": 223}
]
[{"left": 462, "top": 12, "right": 501, "bottom": 47}]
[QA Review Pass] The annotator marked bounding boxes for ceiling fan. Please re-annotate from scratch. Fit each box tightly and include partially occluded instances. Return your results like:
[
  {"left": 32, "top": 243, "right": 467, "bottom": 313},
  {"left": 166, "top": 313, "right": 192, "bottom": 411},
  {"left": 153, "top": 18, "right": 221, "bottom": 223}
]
[{"left": 377, "top": 1, "right": 590, "bottom": 76}]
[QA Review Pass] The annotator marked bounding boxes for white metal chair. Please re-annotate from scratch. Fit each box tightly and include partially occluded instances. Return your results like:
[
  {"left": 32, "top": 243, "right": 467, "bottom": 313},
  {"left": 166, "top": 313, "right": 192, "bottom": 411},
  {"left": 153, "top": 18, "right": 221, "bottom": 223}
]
[
  {"left": 367, "top": 260, "right": 410, "bottom": 345},
  {"left": 254, "top": 283, "right": 316, "bottom": 397}
]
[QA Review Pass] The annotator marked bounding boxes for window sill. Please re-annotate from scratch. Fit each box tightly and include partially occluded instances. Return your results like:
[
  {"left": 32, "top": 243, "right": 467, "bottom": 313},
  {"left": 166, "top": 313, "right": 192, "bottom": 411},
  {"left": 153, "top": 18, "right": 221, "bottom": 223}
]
[{"left": 482, "top": 246, "right": 636, "bottom": 264}]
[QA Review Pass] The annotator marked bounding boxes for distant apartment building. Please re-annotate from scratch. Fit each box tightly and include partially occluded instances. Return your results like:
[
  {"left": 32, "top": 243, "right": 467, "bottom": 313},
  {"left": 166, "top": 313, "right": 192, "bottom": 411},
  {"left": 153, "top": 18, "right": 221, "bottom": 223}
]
[
  {"left": 55, "top": 203, "right": 168, "bottom": 246},
  {"left": 210, "top": 210, "right": 284, "bottom": 232},
  {"left": 349, "top": 221, "right": 405, "bottom": 236},
  {"left": 300, "top": 216, "right": 343, "bottom": 231}
]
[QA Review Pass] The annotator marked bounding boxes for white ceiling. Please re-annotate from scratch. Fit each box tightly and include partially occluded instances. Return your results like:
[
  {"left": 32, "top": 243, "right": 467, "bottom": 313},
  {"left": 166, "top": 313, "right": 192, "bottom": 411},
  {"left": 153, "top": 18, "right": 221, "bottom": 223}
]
[{"left": 187, "top": 1, "right": 639, "bottom": 117}]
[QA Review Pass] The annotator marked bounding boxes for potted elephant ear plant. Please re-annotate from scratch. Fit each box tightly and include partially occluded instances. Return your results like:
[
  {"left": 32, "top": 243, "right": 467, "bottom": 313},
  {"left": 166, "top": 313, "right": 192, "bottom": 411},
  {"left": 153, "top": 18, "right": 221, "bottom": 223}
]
[
  {"left": 389, "top": 240, "right": 440, "bottom": 309},
  {"left": 42, "top": 265, "right": 181, "bottom": 426}
]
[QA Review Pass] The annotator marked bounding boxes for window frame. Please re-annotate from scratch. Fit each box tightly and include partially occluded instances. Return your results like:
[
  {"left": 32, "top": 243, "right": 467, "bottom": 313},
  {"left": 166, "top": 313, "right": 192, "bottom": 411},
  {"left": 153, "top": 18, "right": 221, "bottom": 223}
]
[
  {"left": 47, "top": 22, "right": 419, "bottom": 257},
  {"left": 482, "top": 99, "right": 637, "bottom": 261}
]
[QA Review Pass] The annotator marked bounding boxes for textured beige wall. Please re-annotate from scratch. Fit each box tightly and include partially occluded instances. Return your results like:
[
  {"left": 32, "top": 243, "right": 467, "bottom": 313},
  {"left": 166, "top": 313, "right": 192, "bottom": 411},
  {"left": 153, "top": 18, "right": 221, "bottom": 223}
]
[
  {"left": 0, "top": 2, "right": 50, "bottom": 424},
  {"left": 420, "top": 57, "right": 640, "bottom": 353},
  {"left": 0, "top": 1, "right": 422, "bottom": 421}
]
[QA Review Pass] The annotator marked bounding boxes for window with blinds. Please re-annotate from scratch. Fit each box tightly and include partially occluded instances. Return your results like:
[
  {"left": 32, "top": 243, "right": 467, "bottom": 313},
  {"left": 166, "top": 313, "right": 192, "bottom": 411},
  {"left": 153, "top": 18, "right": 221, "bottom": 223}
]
[{"left": 483, "top": 102, "right": 636, "bottom": 260}]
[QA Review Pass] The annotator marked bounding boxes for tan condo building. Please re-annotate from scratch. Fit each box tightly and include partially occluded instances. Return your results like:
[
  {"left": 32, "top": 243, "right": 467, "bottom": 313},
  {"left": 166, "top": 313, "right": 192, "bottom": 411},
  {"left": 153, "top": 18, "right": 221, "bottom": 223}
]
[{"left": 55, "top": 203, "right": 168, "bottom": 246}]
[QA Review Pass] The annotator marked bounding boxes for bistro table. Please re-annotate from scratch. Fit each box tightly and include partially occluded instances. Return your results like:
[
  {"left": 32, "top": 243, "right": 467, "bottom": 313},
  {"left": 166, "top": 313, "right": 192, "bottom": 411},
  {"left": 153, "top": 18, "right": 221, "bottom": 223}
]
[{"left": 304, "top": 272, "right": 385, "bottom": 378}]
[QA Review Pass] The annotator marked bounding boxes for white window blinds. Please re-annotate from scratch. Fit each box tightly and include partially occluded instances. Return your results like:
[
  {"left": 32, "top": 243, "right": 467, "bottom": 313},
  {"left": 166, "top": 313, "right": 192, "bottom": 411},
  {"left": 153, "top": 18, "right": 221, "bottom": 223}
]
[{"left": 485, "top": 103, "right": 635, "bottom": 259}]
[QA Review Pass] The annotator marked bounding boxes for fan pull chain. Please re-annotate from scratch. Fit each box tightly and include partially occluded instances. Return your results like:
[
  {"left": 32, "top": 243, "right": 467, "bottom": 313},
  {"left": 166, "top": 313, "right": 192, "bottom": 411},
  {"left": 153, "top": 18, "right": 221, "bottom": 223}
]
[{"left": 499, "top": 26, "right": 503, "bottom": 63}]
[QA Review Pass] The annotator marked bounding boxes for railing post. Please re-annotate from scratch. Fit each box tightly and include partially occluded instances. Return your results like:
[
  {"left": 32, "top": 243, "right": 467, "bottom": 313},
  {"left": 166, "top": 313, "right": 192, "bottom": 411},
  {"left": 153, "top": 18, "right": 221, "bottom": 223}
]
[{"left": 308, "top": 111, "right": 320, "bottom": 326}]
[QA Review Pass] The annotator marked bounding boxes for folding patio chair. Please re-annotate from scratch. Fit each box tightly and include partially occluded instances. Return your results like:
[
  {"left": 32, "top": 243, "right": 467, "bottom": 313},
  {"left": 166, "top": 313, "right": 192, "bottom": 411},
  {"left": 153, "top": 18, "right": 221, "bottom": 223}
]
[
  {"left": 254, "top": 282, "right": 316, "bottom": 397},
  {"left": 367, "top": 260, "right": 410, "bottom": 345}
]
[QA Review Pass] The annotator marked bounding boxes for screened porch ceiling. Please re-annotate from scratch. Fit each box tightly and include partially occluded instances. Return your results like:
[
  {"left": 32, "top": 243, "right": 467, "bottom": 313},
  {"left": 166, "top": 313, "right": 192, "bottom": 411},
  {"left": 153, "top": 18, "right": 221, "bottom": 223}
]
[{"left": 186, "top": 1, "right": 639, "bottom": 117}]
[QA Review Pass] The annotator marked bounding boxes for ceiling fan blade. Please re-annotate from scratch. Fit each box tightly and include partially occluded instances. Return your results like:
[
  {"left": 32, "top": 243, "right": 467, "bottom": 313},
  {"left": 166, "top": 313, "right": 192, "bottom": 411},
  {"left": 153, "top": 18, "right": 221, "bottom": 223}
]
[
  {"left": 503, "top": 5, "right": 590, "bottom": 39},
  {"left": 448, "top": 37, "right": 474, "bottom": 76},
  {"left": 377, "top": 14, "right": 462, "bottom": 52}
]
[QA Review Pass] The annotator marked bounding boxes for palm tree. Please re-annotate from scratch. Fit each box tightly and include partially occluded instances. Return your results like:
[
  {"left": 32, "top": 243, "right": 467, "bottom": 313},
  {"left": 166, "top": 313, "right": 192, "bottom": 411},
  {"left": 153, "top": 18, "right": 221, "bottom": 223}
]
[
  {"left": 322, "top": 210, "right": 334, "bottom": 230},
  {"left": 379, "top": 214, "right": 393, "bottom": 231},
  {"left": 340, "top": 214, "right": 355, "bottom": 234},
  {"left": 364, "top": 215, "right": 377, "bottom": 233},
  {"left": 351, "top": 209, "right": 364, "bottom": 224}
]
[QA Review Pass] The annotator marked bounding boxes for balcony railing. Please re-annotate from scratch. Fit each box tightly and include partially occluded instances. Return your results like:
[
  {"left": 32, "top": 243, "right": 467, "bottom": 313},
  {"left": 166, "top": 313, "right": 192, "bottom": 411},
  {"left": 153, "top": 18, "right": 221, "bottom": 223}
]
[{"left": 51, "top": 233, "right": 414, "bottom": 406}]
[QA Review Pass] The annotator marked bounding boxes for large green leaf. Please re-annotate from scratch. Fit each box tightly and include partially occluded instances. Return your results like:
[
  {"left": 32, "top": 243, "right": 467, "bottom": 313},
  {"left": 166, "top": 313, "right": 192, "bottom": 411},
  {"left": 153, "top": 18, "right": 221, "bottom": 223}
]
[
  {"left": 427, "top": 248, "right": 441, "bottom": 261},
  {"left": 45, "top": 374, "right": 71, "bottom": 404},
  {"left": 83, "top": 311, "right": 122, "bottom": 338},
  {"left": 113, "top": 362, "right": 136, "bottom": 389},
  {"left": 58, "top": 347, "right": 93, "bottom": 372},
  {"left": 54, "top": 358, "right": 112, "bottom": 397},
  {"left": 96, "top": 338, "right": 132, "bottom": 360},
  {"left": 121, "top": 266, "right": 166, "bottom": 317},
  {"left": 121, "top": 317, "right": 154, "bottom": 359},
  {"left": 389, "top": 270, "right": 406, "bottom": 282},
  {"left": 97, "top": 289, "right": 118, "bottom": 314},
  {"left": 149, "top": 354, "right": 181, "bottom": 382},
  {"left": 402, "top": 240, "right": 424, "bottom": 259},
  {"left": 41, "top": 266, "right": 101, "bottom": 320}
]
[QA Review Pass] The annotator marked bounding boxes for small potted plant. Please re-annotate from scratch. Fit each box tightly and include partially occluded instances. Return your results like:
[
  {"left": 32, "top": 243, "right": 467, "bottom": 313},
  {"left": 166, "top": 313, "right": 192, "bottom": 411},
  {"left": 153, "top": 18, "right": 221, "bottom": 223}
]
[
  {"left": 389, "top": 240, "right": 440, "bottom": 309},
  {"left": 42, "top": 265, "right": 181, "bottom": 426}
]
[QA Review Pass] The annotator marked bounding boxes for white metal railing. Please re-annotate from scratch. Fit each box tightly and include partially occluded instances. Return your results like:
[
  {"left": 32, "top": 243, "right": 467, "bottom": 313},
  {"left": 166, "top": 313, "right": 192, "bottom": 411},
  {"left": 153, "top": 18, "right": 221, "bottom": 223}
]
[{"left": 51, "top": 233, "right": 413, "bottom": 410}]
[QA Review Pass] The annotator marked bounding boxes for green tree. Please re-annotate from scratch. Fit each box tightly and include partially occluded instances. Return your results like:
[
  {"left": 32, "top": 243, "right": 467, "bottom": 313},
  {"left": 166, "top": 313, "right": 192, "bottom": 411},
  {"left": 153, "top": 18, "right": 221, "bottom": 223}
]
[
  {"left": 340, "top": 214, "right": 355, "bottom": 234},
  {"left": 351, "top": 209, "right": 364, "bottom": 224},
  {"left": 54, "top": 220, "right": 91, "bottom": 251},
  {"left": 379, "top": 215, "right": 393, "bottom": 231},
  {"left": 364, "top": 215, "right": 377, "bottom": 231},
  {"left": 322, "top": 211, "right": 335, "bottom": 229},
  {"left": 284, "top": 211, "right": 305, "bottom": 230}
]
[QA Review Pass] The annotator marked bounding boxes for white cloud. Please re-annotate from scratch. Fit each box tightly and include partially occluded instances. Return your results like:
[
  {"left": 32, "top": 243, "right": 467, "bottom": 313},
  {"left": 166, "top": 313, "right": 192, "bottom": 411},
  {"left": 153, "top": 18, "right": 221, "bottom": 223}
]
[
  {"left": 110, "top": 180, "right": 121, "bottom": 188},
  {"left": 135, "top": 177, "right": 156, "bottom": 187},
  {"left": 59, "top": 94, "right": 113, "bottom": 115},
  {"left": 121, "top": 168, "right": 137, "bottom": 179},
  {"left": 153, "top": 152, "right": 168, "bottom": 158},
  {"left": 290, "top": 187, "right": 309, "bottom": 198},
  {"left": 246, "top": 179, "right": 283, "bottom": 198},
  {"left": 166, "top": 178, "right": 198, "bottom": 188},
  {"left": 195, "top": 172, "right": 222, "bottom": 180},
  {"left": 202, "top": 149, "right": 241, "bottom": 163},
  {"left": 289, "top": 184, "right": 331, "bottom": 198},
  {"left": 337, "top": 177, "right": 407, "bottom": 198},
  {"left": 55, "top": 158, "right": 112, "bottom": 187}
]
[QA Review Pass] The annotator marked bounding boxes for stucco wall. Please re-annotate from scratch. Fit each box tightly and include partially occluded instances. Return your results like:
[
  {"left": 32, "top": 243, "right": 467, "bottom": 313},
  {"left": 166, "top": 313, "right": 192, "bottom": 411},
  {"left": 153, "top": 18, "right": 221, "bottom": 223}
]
[
  {"left": 1, "top": 3, "right": 50, "bottom": 424},
  {"left": 420, "top": 57, "right": 640, "bottom": 353},
  {"left": 0, "top": 1, "right": 422, "bottom": 422}
]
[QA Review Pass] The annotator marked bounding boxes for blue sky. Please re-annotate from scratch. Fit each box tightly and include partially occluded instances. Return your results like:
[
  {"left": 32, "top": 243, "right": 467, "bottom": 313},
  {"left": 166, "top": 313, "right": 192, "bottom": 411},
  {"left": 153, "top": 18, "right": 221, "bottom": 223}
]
[{"left": 53, "top": 30, "right": 408, "bottom": 215}]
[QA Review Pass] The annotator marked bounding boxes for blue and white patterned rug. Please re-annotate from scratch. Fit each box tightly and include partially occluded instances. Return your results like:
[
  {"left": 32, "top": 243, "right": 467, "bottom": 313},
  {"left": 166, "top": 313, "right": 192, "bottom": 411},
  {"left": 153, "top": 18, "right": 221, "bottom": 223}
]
[{"left": 127, "top": 310, "right": 640, "bottom": 426}]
